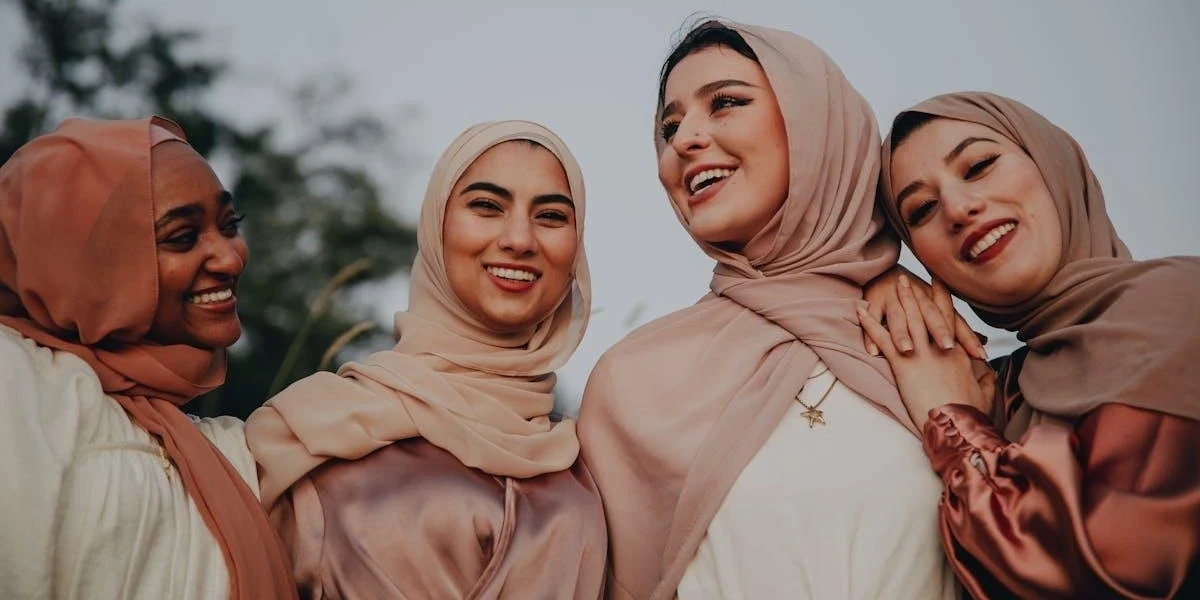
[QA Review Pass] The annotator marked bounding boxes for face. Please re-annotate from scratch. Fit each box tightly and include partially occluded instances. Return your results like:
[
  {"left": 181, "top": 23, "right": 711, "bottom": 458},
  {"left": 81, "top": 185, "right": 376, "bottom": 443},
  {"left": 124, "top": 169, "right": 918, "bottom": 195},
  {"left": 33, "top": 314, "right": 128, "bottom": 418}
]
[
  {"left": 890, "top": 118, "right": 1063, "bottom": 306},
  {"left": 443, "top": 141, "right": 578, "bottom": 333},
  {"left": 147, "top": 142, "right": 248, "bottom": 349},
  {"left": 657, "top": 45, "right": 790, "bottom": 249}
]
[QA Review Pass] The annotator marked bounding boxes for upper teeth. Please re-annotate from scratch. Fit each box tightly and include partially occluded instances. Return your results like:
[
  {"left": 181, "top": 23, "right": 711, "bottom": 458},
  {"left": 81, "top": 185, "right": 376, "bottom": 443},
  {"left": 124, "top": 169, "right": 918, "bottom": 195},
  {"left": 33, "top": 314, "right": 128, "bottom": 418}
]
[
  {"left": 189, "top": 289, "right": 233, "bottom": 304},
  {"left": 968, "top": 223, "right": 1016, "bottom": 259},
  {"left": 487, "top": 267, "right": 537, "bottom": 282},
  {"left": 689, "top": 168, "right": 734, "bottom": 193}
]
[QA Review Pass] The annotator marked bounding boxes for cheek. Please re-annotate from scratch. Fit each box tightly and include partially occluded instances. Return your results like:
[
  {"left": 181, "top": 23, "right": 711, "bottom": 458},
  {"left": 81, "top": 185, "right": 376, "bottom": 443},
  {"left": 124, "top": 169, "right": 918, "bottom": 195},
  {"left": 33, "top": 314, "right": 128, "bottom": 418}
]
[
  {"left": 155, "top": 254, "right": 193, "bottom": 298},
  {"left": 909, "top": 232, "right": 957, "bottom": 275},
  {"left": 538, "top": 229, "right": 578, "bottom": 277}
]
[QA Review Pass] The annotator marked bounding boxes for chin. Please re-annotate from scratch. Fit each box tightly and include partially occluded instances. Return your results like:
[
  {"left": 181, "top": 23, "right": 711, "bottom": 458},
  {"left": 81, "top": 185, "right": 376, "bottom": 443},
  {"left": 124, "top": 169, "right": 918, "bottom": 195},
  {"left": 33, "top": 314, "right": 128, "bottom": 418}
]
[{"left": 189, "top": 325, "right": 243, "bottom": 350}]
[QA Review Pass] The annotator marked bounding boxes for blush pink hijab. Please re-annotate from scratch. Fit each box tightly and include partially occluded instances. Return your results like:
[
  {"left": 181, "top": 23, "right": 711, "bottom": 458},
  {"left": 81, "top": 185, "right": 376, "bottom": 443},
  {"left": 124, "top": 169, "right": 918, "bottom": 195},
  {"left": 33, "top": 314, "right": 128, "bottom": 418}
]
[
  {"left": 578, "top": 22, "right": 913, "bottom": 600},
  {"left": 878, "top": 92, "right": 1200, "bottom": 425},
  {"left": 247, "top": 120, "right": 591, "bottom": 508},
  {"left": 0, "top": 117, "right": 296, "bottom": 600}
]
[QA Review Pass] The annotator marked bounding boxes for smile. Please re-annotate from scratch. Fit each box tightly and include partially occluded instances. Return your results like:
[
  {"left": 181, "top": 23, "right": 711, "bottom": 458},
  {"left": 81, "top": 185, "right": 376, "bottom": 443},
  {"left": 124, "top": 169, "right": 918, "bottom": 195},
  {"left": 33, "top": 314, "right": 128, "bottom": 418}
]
[
  {"left": 485, "top": 266, "right": 539, "bottom": 282},
  {"left": 688, "top": 167, "right": 735, "bottom": 193},
  {"left": 963, "top": 221, "right": 1017, "bottom": 262},
  {"left": 188, "top": 288, "right": 234, "bottom": 305}
]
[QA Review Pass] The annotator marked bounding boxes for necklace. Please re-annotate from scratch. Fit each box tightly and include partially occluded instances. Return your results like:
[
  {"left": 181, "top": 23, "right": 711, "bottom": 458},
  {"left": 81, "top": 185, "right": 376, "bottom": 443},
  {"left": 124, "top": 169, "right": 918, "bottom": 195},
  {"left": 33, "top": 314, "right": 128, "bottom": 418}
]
[{"left": 796, "top": 373, "right": 836, "bottom": 428}]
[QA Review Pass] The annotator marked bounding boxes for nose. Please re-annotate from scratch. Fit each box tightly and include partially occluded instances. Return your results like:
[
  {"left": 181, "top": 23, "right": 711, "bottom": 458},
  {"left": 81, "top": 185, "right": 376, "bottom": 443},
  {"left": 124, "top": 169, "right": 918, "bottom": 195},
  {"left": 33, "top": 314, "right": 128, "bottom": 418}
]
[
  {"left": 204, "top": 236, "right": 246, "bottom": 280},
  {"left": 670, "top": 113, "right": 711, "bottom": 157},
  {"left": 497, "top": 214, "right": 536, "bottom": 257},
  {"left": 942, "top": 188, "right": 986, "bottom": 233}
]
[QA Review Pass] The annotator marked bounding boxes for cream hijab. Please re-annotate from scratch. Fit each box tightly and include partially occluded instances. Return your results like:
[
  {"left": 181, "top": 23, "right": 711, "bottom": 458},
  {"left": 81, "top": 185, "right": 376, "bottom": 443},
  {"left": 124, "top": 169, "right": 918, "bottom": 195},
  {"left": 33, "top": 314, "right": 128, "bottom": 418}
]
[
  {"left": 247, "top": 120, "right": 591, "bottom": 507},
  {"left": 578, "top": 22, "right": 911, "bottom": 599}
]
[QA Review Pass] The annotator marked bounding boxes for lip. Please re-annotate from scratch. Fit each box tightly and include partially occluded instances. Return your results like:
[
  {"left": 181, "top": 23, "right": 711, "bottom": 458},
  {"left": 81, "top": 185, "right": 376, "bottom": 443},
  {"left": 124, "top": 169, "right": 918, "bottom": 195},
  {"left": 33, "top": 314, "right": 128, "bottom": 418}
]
[
  {"left": 682, "top": 163, "right": 737, "bottom": 192},
  {"left": 960, "top": 219, "right": 1017, "bottom": 263},
  {"left": 186, "top": 285, "right": 238, "bottom": 313},
  {"left": 483, "top": 262, "right": 540, "bottom": 293}
]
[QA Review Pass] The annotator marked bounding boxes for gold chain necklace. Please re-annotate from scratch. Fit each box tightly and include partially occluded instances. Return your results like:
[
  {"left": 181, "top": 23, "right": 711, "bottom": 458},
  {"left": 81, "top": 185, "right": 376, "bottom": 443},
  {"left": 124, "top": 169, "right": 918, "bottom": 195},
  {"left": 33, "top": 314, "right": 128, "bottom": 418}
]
[{"left": 796, "top": 375, "right": 836, "bottom": 428}]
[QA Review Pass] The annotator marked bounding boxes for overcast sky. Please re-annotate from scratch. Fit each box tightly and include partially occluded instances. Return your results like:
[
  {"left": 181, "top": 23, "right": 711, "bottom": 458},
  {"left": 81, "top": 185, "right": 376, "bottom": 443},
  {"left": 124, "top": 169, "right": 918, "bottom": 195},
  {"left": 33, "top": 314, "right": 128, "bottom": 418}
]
[{"left": 4, "top": 1, "right": 1198, "bottom": 414}]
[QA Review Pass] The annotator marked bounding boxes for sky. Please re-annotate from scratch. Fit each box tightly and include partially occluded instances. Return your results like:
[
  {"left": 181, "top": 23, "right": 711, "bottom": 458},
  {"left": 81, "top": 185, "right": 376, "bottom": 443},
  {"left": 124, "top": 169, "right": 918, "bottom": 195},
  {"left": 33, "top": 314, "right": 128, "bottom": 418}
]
[{"left": 4, "top": 1, "right": 1198, "bottom": 414}]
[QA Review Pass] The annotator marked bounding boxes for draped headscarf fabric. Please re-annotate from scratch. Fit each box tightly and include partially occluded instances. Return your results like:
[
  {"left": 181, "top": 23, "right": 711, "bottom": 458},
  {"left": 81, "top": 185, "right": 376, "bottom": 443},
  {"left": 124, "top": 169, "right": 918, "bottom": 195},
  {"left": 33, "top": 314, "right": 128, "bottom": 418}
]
[
  {"left": 578, "top": 22, "right": 912, "bottom": 599},
  {"left": 248, "top": 120, "right": 591, "bottom": 508},
  {"left": 878, "top": 91, "right": 1200, "bottom": 425},
  {"left": 0, "top": 116, "right": 297, "bottom": 600}
]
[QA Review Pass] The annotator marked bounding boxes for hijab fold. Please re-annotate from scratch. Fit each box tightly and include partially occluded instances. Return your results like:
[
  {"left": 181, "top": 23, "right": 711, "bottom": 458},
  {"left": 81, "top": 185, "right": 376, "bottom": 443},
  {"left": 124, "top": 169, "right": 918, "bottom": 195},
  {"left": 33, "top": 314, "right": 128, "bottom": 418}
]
[
  {"left": 0, "top": 116, "right": 296, "bottom": 600},
  {"left": 878, "top": 92, "right": 1200, "bottom": 425},
  {"left": 578, "top": 22, "right": 912, "bottom": 599},
  {"left": 248, "top": 120, "right": 591, "bottom": 508}
]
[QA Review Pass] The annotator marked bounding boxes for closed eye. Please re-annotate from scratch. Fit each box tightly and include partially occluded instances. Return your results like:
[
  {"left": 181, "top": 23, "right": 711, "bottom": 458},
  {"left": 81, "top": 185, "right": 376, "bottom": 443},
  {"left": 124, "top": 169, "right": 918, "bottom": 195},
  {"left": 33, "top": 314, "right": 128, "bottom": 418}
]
[
  {"left": 536, "top": 210, "right": 569, "bottom": 224},
  {"left": 468, "top": 199, "right": 503, "bottom": 213},
  {"left": 965, "top": 155, "right": 999, "bottom": 180},
  {"left": 711, "top": 94, "right": 750, "bottom": 112},
  {"left": 659, "top": 119, "right": 679, "bottom": 143},
  {"left": 905, "top": 199, "right": 937, "bottom": 227}
]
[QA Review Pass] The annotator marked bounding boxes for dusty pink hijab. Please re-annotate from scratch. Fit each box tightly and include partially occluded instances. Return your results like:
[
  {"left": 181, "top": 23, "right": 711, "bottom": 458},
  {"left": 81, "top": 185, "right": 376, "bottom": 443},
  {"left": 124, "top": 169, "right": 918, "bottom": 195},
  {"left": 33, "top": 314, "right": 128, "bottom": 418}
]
[
  {"left": 578, "top": 22, "right": 912, "bottom": 600},
  {"left": 879, "top": 92, "right": 1200, "bottom": 424},
  {"left": 0, "top": 117, "right": 296, "bottom": 599},
  {"left": 247, "top": 120, "right": 591, "bottom": 508}
]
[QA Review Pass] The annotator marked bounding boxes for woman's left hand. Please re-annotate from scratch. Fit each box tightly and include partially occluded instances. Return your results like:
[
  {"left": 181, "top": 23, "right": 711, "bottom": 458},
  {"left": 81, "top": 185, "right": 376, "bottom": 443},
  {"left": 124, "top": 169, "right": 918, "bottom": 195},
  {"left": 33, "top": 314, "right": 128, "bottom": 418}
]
[{"left": 856, "top": 275, "right": 995, "bottom": 431}]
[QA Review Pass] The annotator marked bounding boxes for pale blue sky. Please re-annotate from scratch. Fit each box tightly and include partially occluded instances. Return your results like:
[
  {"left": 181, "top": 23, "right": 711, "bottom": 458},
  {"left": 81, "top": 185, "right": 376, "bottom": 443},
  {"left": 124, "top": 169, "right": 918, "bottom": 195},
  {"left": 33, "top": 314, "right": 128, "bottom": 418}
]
[{"left": 5, "top": 1, "right": 1198, "bottom": 412}]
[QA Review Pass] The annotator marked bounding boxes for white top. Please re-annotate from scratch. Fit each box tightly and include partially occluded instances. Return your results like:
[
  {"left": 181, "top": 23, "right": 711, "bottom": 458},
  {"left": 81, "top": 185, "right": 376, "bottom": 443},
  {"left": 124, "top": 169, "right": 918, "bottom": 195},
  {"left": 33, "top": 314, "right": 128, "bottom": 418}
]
[
  {"left": 678, "top": 361, "right": 959, "bottom": 600},
  {"left": 0, "top": 324, "right": 259, "bottom": 600}
]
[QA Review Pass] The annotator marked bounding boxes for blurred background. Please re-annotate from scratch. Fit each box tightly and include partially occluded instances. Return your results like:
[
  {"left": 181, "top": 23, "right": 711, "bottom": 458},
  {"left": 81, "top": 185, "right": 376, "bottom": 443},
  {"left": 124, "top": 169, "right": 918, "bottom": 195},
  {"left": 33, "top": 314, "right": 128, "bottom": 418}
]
[{"left": 3, "top": 0, "right": 1197, "bottom": 418}]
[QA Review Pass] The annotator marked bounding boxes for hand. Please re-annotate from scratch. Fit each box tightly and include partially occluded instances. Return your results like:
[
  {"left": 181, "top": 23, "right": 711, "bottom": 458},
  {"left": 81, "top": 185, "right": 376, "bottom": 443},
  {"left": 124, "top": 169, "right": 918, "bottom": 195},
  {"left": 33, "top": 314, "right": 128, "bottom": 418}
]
[
  {"left": 862, "top": 265, "right": 987, "bottom": 360},
  {"left": 857, "top": 275, "right": 994, "bottom": 431}
]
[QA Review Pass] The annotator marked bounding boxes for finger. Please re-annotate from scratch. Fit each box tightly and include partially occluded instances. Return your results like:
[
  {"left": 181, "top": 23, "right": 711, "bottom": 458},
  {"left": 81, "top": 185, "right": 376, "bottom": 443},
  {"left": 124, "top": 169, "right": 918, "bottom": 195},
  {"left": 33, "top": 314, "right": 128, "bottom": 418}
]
[
  {"left": 856, "top": 306, "right": 900, "bottom": 360},
  {"left": 884, "top": 285, "right": 913, "bottom": 354},
  {"left": 864, "top": 296, "right": 887, "bottom": 356},
  {"left": 897, "top": 275, "right": 929, "bottom": 350},
  {"left": 911, "top": 284, "right": 955, "bottom": 350},
  {"left": 933, "top": 277, "right": 988, "bottom": 360}
]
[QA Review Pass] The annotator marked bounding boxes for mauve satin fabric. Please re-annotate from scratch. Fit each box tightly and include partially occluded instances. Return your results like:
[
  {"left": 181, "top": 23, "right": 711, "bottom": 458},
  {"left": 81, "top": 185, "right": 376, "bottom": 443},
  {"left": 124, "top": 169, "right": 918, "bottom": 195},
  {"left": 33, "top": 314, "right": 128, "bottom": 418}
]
[
  {"left": 922, "top": 351, "right": 1200, "bottom": 599},
  {"left": 271, "top": 437, "right": 607, "bottom": 599}
]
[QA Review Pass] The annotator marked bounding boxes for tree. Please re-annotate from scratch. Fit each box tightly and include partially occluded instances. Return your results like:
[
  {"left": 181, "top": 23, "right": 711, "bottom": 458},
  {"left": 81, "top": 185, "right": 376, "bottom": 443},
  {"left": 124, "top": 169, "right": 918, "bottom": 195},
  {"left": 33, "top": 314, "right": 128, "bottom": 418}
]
[{"left": 1, "top": 0, "right": 419, "bottom": 418}]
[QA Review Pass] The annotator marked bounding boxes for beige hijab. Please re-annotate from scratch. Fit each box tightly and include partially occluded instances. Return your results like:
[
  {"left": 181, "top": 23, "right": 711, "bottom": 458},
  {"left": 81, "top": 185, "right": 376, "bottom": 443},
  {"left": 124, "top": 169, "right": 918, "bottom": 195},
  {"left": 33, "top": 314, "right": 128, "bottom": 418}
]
[
  {"left": 247, "top": 120, "right": 591, "bottom": 508},
  {"left": 578, "top": 22, "right": 912, "bottom": 600},
  {"left": 0, "top": 117, "right": 296, "bottom": 599},
  {"left": 879, "top": 92, "right": 1200, "bottom": 424}
]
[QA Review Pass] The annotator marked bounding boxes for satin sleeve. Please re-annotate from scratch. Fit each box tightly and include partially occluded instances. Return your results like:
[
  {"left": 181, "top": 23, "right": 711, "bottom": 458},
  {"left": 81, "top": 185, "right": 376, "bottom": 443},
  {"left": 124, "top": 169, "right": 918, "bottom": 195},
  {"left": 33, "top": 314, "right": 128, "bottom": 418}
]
[{"left": 923, "top": 403, "right": 1200, "bottom": 599}]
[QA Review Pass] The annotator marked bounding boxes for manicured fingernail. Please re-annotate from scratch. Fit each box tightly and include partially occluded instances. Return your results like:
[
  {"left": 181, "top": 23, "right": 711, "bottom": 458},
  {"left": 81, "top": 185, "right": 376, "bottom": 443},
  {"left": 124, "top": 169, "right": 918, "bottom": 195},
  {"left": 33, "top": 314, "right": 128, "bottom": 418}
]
[
  {"left": 940, "top": 337, "right": 954, "bottom": 350},
  {"left": 899, "top": 338, "right": 914, "bottom": 353},
  {"left": 866, "top": 342, "right": 879, "bottom": 356}
]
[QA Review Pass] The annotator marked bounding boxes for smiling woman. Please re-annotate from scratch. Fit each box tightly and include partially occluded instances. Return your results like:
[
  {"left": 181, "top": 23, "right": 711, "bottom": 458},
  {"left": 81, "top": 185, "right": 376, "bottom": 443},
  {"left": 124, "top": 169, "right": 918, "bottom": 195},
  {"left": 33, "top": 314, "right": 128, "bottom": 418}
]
[
  {"left": 246, "top": 120, "right": 605, "bottom": 598},
  {"left": 0, "top": 117, "right": 295, "bottom": 600}
]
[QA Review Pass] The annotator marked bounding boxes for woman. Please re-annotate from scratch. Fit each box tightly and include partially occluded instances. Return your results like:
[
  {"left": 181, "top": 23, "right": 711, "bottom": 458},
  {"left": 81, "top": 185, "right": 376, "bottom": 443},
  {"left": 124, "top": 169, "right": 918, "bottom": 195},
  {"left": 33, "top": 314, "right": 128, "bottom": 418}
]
[
  {"left": 578, "top": 20, "right": 958, "bottom": 600},
  {"left": 245, "top": 120, "right": 606, "bottom": 598},
  {"left": 0, "top": 117, "right": 295, "bottom": 599},
  {"left": 861, "top": 91, "right": 1200, "bottom": 598}
]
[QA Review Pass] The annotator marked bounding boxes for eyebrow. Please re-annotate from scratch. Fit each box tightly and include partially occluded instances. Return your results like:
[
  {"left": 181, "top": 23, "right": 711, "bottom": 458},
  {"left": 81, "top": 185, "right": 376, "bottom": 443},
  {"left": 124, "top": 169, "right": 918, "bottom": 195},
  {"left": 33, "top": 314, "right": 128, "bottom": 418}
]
[
  {"left": 462, "top": 181, "right": 575, "bottom": 209},
  {"left": 154, "top": 191, "right": 234, "bottom": 231},
  {"left": 895, "top": 137, "right": 1000, "bottom": 207},
  {"left": 660, "top": 78, "right": 759, "bottom": 121}
]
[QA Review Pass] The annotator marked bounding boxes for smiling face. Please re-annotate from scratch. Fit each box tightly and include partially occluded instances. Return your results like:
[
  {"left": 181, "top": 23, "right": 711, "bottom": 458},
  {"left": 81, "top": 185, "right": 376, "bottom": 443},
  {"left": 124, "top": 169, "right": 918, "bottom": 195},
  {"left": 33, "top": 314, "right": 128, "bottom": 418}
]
[
  {"left": 657, "top": 45, "right": 791, "bottom": 250},
  {"left": 442, "top": 140, "right": 578, "bottom": 333},
  {"left": 146, "top": 141, "right": 248, "bottom": 349},
  {"left": 890, "top": 117, "right": 1063, "bottom": 305}
]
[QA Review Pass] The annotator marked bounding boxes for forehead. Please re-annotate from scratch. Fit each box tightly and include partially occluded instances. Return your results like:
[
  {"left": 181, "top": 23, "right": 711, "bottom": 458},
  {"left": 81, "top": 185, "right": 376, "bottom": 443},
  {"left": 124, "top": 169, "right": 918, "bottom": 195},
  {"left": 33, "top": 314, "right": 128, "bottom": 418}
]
[
  {"left": 150, "top": 143, "right": 222, "bottom": 210},
  {"left": 663, "top": 45, "right": 768, "bottom": 99},
  {"left": 895, "top": 118, "right": 1009, "bottom": 164},
  {"left": 456, "top": 141, "right": 569, "bottom": 193}
]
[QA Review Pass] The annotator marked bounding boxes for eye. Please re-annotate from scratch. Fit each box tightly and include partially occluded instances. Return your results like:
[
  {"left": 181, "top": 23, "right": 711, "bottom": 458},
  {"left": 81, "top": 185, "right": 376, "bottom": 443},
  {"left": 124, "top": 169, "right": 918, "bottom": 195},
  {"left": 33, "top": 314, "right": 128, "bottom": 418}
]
[
  {"left": 160, "top": 228, "right": 199, "bottom": 250},
  {"left": 536, "top": 209, "right": 570, "bottom": 225},
  {"left": 711, "top": 93, "right": 750, "bottom": 112},
  {"left": 905, "top": 199, "right": 937, "bottom": 227},
  {"left": 659, "top": 119, "right": 679, "bottom": 142},
  {"left": 468, "top": 198, "right": 503, "bottom": 213},
  {"left": 221, "top": 213, "right": 245, "bottom": 237},
  {"left": 964, "top": 154, "right": 999, "bottom": 180}
]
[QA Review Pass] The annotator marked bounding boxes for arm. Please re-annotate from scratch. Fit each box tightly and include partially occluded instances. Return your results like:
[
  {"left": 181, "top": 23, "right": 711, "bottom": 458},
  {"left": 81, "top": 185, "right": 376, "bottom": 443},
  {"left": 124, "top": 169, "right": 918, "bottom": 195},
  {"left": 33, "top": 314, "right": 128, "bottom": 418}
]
[{"left": 926, "top": 403, "right": 1200, "bottom": 599}]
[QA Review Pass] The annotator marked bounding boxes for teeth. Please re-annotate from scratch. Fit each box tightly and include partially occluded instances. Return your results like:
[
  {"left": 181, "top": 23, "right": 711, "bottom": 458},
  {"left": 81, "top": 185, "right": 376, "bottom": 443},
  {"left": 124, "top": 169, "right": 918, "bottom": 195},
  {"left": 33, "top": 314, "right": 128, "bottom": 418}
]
[
  {"left": 689, "top": 168, "right": 734, "bottom": 193},
  {"left": 189, "top": 288, "right": 233, "bottom": 305},
  {"left": 968, "top": 223, "right": 1016, "bottom": 259},
  {"left": 486, "top": 266, "right": 538, "bottom": 282}
]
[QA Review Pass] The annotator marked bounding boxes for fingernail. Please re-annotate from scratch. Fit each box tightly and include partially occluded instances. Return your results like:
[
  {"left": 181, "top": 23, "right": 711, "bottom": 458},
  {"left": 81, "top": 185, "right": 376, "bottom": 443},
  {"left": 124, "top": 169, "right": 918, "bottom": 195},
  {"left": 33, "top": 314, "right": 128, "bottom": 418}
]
[
  {"left": 899, "top": 274, "right": 911, "bottom": 289},
  {"left": 899, "top": 339, "right": 913, "bottom": 353},
  {"left": 866, "top": 342, "right": 879, "bottom": 356},
  {"left": 940, "top": 337, "right": 954, "bottom": 350}
]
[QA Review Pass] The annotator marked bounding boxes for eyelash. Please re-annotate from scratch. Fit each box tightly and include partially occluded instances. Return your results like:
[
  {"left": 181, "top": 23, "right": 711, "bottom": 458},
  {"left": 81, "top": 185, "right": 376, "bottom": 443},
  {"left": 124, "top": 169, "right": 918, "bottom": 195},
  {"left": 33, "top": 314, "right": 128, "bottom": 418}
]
[
  {"left": 658, "top": 93, "right": 752, "bottom": 142},
  {"left": 469, "top": 200, "right": 569, "bottom": 224},
  {"left": 160, "top": 213, "right": 245, "bottom": 248},
  {"left": 903, "top": 155, "right": 1001, "bottom": 227}
]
